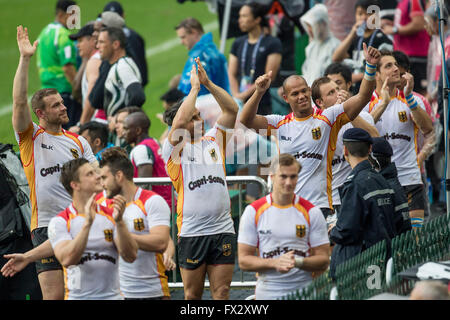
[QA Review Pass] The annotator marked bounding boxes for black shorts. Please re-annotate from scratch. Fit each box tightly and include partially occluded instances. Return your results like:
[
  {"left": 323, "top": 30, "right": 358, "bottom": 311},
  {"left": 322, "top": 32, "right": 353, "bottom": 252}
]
[
  {"left": 31, "top": 227, "right": 62, "bottom": 274},
  {"left": 403, "top": 184, "right": 425, "bottom": 212},
  {"left": 177, "top": 233, "right": 236, "bottom": 270}
]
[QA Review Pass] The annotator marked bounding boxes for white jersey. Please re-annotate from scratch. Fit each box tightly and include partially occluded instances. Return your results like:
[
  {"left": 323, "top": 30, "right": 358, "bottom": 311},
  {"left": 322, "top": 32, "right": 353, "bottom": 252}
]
[
  {"left": 365, "top": 90, "right": 424, "bottom": 186},
  {"left": 15, "top": 122, "right": 96, "bottom": 231},
  {"left": 82, "top": 51, "right": 101, "bottom": 103},
  {"left": 162, "top": 124, "right": 235, "bottom": 237},
  {"left": 119, "top": 187, "right": 171, "bottom": 299},
  {"left": 331, "top": 111, "right": 375, "bottom": 206},
  {"left": 238, "top": 194, "right": 329, "bottom": 300},
  {"left": 47, "top": 203, "right": 122, "bottom": 300},
  {"left": 104, "top": 56, "right": 141, "bottom": 117},
  {"left": 265, "top": 104, "right": 350, "bottom": 209}
]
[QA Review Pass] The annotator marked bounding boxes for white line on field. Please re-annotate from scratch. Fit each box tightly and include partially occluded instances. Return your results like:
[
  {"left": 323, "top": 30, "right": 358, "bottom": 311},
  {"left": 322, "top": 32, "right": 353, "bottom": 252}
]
[{"left": 0, "top": 20, "right": 218, "bottom": 118}]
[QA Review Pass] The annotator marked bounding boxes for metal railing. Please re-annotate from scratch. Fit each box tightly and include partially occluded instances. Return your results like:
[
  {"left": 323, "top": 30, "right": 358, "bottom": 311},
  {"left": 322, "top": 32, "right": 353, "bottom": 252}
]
[{"left": 133, "top": 175, "right": 269, "bottom": 288}]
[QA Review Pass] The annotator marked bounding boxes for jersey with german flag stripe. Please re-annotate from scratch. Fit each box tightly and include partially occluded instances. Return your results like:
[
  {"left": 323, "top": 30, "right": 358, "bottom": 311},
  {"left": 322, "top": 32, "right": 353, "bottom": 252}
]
[
  {"left": 364, "top": 90, "right": 424, "bottom": 186},
  {"left": 119, "top": 187, "right": 171, "bottom": 299},
  {"left": 47, "top": 203, "right": 122, "bottom": 300},
  {"left": 265, "top": 104, "right": 350, "bottom": 209},
  {"left": 162, "top": 124, "right": 235, "bottom": 237},
  {"left": 238, "top": 194, "right": 329, "bottom": 300},
  {"left": 15, "top": 122, "right": 96, "bottom": 231}
]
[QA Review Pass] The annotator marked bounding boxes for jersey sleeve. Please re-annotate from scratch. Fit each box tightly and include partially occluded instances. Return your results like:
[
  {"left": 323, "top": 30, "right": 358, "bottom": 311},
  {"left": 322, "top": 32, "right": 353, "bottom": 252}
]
[
  {"left": 162, "top": 139, "right": 182, "bottom": 183},
  {"left": 48, "top": 216, "right": 72, "bottom": 249},
  {"left": 358, "top": 110, "right": 375, "bottom": 126},
  {"left": 79, "top": 135, "right": 97, "bottom": 163},
  {"left": 132, "top": 144, "right": 155, "bottom": 166},
  {"left": 410, "top": 0, "right": 425, "bottom": 17},
  {"left": 308, "top": 206, "right": 330, "bottom": 248},
  {"left": 145, "top": 195, "right": 171, "bottom": 228},
  {"left": 266, "top": 36, "right": 283, "bottom": 55},
  {"left": 237, "top": 205, "right": 258, "bottom": 247},
  {"left": 264, "top": 114, "right": 285, "bottom": 136},
  {"left": 15, "top": 122, "right": 38, "bottom": 167}
]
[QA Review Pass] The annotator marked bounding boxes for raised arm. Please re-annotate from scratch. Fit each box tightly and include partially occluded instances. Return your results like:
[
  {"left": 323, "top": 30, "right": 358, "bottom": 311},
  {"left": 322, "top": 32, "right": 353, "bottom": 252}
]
[
  {"left": 239, "top": 71, "right": 271, "bottom": 132},
  {"left": 195, "top": 57, "right": 238, "bottom": 129},
  {"left": 403, "top": 73, "right": 433, "bottom": 135},
  {"left": 12, "top": 26, "right": 37, "bottom": 133},
  {"left": 343, "top": 43, "right": 380, "bottom": 120}
]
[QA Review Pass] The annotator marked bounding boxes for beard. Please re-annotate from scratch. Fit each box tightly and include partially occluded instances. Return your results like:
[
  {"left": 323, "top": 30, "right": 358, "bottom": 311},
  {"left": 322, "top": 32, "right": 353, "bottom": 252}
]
[{"left": 106, "top": 183, "right": 122, "bottom": 199}]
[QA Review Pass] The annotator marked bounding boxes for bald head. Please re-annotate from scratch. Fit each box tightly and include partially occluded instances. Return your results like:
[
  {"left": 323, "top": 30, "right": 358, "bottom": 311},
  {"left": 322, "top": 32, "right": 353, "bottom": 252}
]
[
  {"left": 410, "top": 280, "right": 449, "bottom": 300},
  {"left": 282, "top": 75, "right": 308, "bottom": 95},
  {"left": 125, "top": 111, "right": 150, "bottom": 133}
]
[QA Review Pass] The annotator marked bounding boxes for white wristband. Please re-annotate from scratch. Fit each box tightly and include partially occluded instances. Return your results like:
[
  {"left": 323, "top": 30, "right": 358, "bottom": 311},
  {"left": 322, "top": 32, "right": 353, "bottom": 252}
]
[{"left": 294, "top": 257, "right": 305, "bottom": 268}]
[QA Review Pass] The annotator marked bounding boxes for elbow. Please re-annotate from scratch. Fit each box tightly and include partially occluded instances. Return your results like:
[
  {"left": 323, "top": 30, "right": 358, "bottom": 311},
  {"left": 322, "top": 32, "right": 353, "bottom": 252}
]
[
  {"left": 156, "top": 240, "right": 168, "bottom": 254},
  {"left": 121, "top": 250, "right": 137, "bottom": 263}
]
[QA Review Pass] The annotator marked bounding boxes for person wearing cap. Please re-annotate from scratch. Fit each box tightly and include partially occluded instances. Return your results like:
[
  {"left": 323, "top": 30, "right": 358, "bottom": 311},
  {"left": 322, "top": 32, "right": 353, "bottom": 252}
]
[
  {"left": 175, "top": 17, "right": 230, "bottom": 97},
  {"left": 36, "top": 0, "right": 80, "bottom": 129},
  {"left": 329, "top": 128, "right": 397, "bottom": 279},
  {"left": 68, "top": 23, "right": 105, "bottom": 133},
  {"left": 369, "top": 137, "right": 412, "bottom": 234},
  {"left": 103, "top": 2, "right": 148, "bottom": 88}
]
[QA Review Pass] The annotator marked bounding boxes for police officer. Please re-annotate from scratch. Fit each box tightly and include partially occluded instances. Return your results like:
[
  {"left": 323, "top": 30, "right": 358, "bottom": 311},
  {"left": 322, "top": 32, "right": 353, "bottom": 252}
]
[
  {"left": 370, "top": 137, "right": 412, "bottom": 235},
  {"left": 329, "top": 128, "right": 397, "bottom": 279}
]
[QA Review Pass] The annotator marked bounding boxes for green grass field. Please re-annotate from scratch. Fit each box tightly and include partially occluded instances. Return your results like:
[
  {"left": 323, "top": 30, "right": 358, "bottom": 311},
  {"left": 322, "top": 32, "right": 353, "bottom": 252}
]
[{"left": 0, "top": 0, "right": 234, "bottom": 150}]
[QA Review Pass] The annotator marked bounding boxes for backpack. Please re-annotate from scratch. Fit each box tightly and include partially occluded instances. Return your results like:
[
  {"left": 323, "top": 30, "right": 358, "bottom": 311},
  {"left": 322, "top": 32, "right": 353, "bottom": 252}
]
[{"left": 0, "top": 143, "right": 32, "bottom": 232}]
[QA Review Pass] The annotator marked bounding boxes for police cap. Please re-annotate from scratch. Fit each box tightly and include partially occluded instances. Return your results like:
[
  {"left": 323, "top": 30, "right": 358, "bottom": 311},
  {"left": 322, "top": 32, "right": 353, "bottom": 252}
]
[
  {"left": 372, "top": 137, "right": 393, "bottom": 156},
  {"left": 342, "top": 128, "right": 373, "bottom": 144}
]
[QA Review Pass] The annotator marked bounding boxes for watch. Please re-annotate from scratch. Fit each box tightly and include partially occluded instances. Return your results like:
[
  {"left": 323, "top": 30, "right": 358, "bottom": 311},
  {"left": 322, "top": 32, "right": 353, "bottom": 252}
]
[{"left": 392, "top": 26, "right": 399, "bottom": 34}]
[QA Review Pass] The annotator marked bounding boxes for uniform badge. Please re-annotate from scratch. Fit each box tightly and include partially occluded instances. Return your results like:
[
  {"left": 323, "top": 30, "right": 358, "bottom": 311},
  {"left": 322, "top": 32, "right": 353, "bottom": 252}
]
[
  {"left": 104, "top": 229, "right": 113, "bottom": 242},
  {"left": 311, "top": 127, "right": 321, "bottom": 140},
  {"left": 222, "top": 243, "right": 232, "bottom": 256},
  {"left": 209, "top": 148, "right": 218, "bottom": 162},
  {"left": 296, "top": 225, "right": 306, "bottom": 238},
  {"left": 70, "top": 148, "right": 79, "bottom": 159},
  {"left": 398, "top": 111, "right": 408, "bottom": 123},
  {"left": 133, "top": 218, "right": 145, "bottom": 231}
]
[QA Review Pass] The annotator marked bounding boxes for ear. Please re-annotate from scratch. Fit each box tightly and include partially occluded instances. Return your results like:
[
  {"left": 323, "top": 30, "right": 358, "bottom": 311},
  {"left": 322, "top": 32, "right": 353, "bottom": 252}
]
[
  {"left": 112, "top": 39, "right": 121, "bottom": 50},
  {"left": 314, "top": 98, "right": 323, "bottom": 109},
  {"left": 93, "top": 137, "right": 102, "bottom": 147},
  {"left": 70, "top": 180, "right": 79, "bottom": 193},
  {"left": 35, "top": 108, "right": 45, "bottom": 120},
  {"left": 343, "top": 145, "right": 349, "bottom": 157},
  {"left": 114, "top": 170, "right": 124, "bottom": 183}
]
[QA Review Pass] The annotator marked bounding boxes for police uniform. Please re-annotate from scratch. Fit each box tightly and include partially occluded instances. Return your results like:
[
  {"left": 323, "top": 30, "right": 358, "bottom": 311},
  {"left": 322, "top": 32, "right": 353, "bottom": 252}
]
[{"left": 329, "top": 128, "right": 397, "bottom": 279}]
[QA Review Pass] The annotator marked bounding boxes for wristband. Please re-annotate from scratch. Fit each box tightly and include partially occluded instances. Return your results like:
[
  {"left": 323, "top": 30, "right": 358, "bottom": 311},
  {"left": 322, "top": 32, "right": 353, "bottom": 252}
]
[
  {"left": 294, "top": 257, "right": 305, "bottom": 268},
  {"left": 364, "top": 62, "right": 377, "bottom": 81},
  {"left": 405, "top": 93, "right": 418, "bottom": 110},
  {"left": 411, "top": 217, "right": 424, "bottom": 228}
]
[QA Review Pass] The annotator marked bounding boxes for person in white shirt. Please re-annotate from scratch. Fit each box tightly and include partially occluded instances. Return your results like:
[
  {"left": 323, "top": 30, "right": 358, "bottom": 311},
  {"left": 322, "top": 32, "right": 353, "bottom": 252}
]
[
  {"left": 98, "top": 147, "right": 171, "bottom": 300},
  {"left": 240, "top": 43, "right": 382, "bottom": 219},
  {"left": 238, "top": 153, "right": 330, "bottom": 300},
  {"left": 162, "top": 58, "right": 238, "bottom": 300}
]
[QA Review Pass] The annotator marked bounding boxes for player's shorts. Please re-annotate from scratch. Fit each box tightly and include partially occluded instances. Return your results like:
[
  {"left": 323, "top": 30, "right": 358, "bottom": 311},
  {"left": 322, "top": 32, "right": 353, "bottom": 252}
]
[
  {"left": 177, "top": 233, "right": 236, "bottom": 270},
  {"left": 403, "top": 184, "right": 425, "bottom": 212},
  {"left": 31, "top": 227, "right": 62, "bottom": 274},
  {"left": 320, "top": 208, "right": 333, "bottom": 220}
]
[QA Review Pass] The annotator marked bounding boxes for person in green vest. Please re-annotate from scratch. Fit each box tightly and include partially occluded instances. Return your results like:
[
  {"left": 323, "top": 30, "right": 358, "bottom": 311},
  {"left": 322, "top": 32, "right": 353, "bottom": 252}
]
[{"left": 36, "top": 0, "right": 80, "bottom": 129}]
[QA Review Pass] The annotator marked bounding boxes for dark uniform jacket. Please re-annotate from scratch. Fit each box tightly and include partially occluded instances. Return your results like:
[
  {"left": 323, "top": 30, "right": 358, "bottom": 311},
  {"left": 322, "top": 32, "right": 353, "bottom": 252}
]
[
  {"left": 329, "top": 160, "right": 397, "bottom": 279},
  {"left": 379, "top": 162, "right": 412, "bottom": 235}
]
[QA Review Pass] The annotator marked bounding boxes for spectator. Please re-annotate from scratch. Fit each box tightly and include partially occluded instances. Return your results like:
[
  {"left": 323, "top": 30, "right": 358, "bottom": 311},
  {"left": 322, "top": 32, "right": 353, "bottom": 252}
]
[
  {"left": 103, "top": 1, "right": 149, "bottom": 87},
  {"left": 162, "top": 58, "right": 238, "bottom": 300},
  {"left": 366, "top": 50, "right": 433, "bottom": 229},
  {"left": 68, "top": 23, "right": 105, "bottom": 133},
  {"left": 239, "top": 44, "right": 381, "bottom": 219},
  {"left": 176, "top": 18, "right": 230, "bottom": 96},
  {"left": 97, "top": 26, "right": 145, "bottom": 118},
  {"left": 79, "top": 121, "right": 113, "bottom": 161},
  {"left": 323, "top": 0, "right": 358, "bottom": 41},
  {"left": 157, "top": 87, "right": 185, "bottom": 144},
  {"left": 238, "top": 153, "right": 330, "bottom": 300},
  {"left": 332, "top": 0, "right": 392, "bottom": 94},
  {"left": 382, "top": 0, "right": 430, "bottom": 95},
  {"left": 310, "top": 76, "right": 378, "bottom": 220},
  {"left": 112, "top": 106, "right": 142, "bottom": 154},
  {"left": 409, "top": 280, "right": 450, "bottom": 300},
  {"left": 369, "top": 137, "right": 412, "bottom": 235},
  {"left": 11, "top": 26, "right": 97, "bottom": 300},
  {"left": 299, "top": 3, "right": 341, "bottom": 87},
  {"left": 36, "top": 0, "right": 80, "bottom": 129},
  {"left": 324, "top": 62, "right": 354, "bottom": 94},
  {"left": 122, "top": 111, "right": 173, "bottom": 208},
  {"left": 228, "top": 1, "right": 282, "bottom": 115},
  {"left": 329, "top": 128, "right": 397, "bottom": 279}
]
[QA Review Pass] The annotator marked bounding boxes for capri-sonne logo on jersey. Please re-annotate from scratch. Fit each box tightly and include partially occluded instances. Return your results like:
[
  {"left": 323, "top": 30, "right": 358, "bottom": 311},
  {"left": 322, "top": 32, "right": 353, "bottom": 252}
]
[
  {"left": 311, "top": 127, "right": 321, "bottom": 140},
  {"left": 133, "top": 218, "right": 145, "bottom": 231},
  {"left": 104, "top": 229, "right": 113, "bottom": 242},
  {"left": 70, "top": 148, "right": 79, "bottom": 159},
  {"left": 296, "top": 225, "right": 306, "bottom": 238},
  {"left": 398, "top": 111, "right": 408, "bottom": 123}
]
